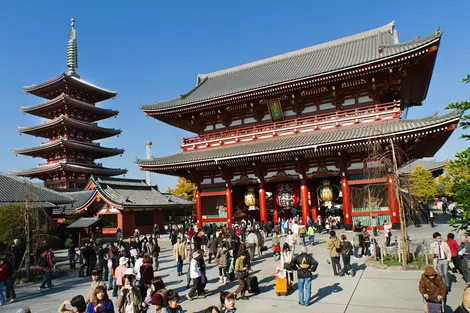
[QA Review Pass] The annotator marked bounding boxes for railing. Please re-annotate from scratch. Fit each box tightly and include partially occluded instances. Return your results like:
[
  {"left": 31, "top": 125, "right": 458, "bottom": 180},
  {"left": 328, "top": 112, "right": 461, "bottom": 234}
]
[{"left": 182, "top": 101, "right": 400, "bottom": 148}]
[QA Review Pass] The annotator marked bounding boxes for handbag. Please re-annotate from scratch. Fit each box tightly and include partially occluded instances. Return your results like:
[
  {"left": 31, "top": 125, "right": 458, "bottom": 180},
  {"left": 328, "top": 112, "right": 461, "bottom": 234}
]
[{"left": 215, "top": 258, "right": 221, "bottom": 265}]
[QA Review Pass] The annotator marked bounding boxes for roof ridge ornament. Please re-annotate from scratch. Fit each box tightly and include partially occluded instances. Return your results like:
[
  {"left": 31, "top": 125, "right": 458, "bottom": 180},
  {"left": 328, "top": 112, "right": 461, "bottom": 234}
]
[{"left": 67, "top": 18, "right": 79, "bottom": 78}]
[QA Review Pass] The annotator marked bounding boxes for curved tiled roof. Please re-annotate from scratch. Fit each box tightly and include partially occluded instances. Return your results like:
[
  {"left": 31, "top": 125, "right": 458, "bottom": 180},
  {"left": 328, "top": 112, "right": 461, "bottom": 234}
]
[
  {"left": 142, "top": 22, "right": 441, "bottom": 112},
  {"left": 12, "top": 162, "right": 127, "bottom": 177},
  {"left": 137, "top": 110, "right": 461, "bottom": 168}
]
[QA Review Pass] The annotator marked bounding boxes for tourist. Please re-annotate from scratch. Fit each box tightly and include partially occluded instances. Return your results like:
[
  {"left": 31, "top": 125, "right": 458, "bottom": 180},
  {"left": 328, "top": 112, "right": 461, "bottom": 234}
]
[
  {"left": 256, "top": 229, "right": 265, "bottom": 257},
  {"left": 446, "top": 233, "right": 460, "bottom": 272},
  {"left": 172, "top": 237, "right": 186, "bottom": 276},
  {"left": 286, "top": 229, "right": 297, "bottom": 255},
  {"left": 362, "top": 228, "right": 371, "bottom": 257},
  {"left": 327, "top": 230, "right": 342, "bottom": 276},
  {"left": 299, "top": 224, "right": 307, "bottom": 246},
  {"left": 204, "top": 306, "right": 221, "bottom": 313},
  {"left": 291, "top": 246, "right": 318, "bottom": 307},
  {"left": 79, "top": 244, "right": 87, "bottom": 278},
  {"left": 291, "top": 219, "right": 299, "bottom": 245},
  {"left": 459, "top": 235, "right": 470, "bottom": 282},
  {"left": 107, "top": 245, "right": 119, "bottom": 291},
  {"left": 186, "top": 251, "right": 203, "bottom": 300},
  {"left": 216, "top": 242, "right": 229, "bottom": 284},
  {"left": 371, "top": 216, "right": 378, "bottom": 237},
  {"left": 161, "top": 290, "right": 183, "bottom": 313},
  {"left": 134, "top": 252, "right": 144, "bottom": 291},
  {"left": 454, "top": 283, "right": 470, "bottom": 313},
  {"left": 234, "top": 253, "right": 249, "bottom": 300},
  {"left": 383, "top": 221, "right": 392, "bottom": 247},
  {"left": 220, "top": 291, "right": 236, "bottom": 313},
  {"left": 419, "top": 266, "right": 446, "bottom": 306},
  {"left": 0, "top": 256, "right": 8, "bottom": 306},
  {"left": 59, "top": 295, "right": 87, "bottom": 312},
  {"left": 340, "top": 234, "right": 353, "bottom": 276},
  {"left": 139, "top": 256, "right": 154, "bottom": 297},
  {"left": 4, "top": 254, "right": 16, "bottom": 304},
  {"left": 307, "top": 224, "right": 315, "bottom": 245},
  {"left": 68, "top": 242, "right": 77, "bottom": 270},
  {"left": 151, "top": 240, "right": 160, "bottom": 271},
  {"left": 88, "top": 242, "right": 98, "bottom": 277},
  {"left": 280, "top": 242, "right": 294, "bottom": 286},
  {"left": 38, "top": 246, "right": 55, "bottom": 291},
  {"left": 429, "top": 210, "right": 435, "bottom": 227},
  {"left": 116, "top": 269, "right": 142, "bottom": 313},
  {"left": 246, "top": 230, "right": 258, "bottom": 261},
  {"left": 142, "top": 276, "right": 165, "bottom": 311},
  {"left": 430, "top": 232, "right": 451, "bottom": 291},
  {"left": 129, "top": 237, "right": 139, "bottom": 267},
  {"left": 207, "top": 234, "right": 218, "bottom": 264},
  {"left": 113, "top": 257, "right": 128, "bottom": 298},
  {"left": 86, "top": 285, "right": 114, "bottom": 313},
  {"left": 86, "top": 270, "right": 107, "bottom": 303},
  {"left": 316, "top": 216, "right": 323, "bottom": 234}
]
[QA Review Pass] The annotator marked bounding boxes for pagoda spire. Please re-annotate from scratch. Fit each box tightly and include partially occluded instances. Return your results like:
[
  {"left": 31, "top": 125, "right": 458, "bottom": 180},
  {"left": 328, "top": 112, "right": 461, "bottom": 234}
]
[{"left": 67, "top": 18, "right": 79, "bottom": 77}]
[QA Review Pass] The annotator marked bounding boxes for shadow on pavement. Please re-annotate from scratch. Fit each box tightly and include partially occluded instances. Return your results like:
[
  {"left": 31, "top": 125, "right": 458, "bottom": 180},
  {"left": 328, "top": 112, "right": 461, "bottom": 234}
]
[{"left": 310, "top": 282, "right": 343, "bottom": 304}]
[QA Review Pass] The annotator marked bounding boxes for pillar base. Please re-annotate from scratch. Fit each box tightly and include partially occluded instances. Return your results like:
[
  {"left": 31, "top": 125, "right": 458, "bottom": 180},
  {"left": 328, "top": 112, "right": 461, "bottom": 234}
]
[
  {"left": 392, "top": 223, "right": 401, "bottom": 230},
  {"left": 344, "top": 224, "right": 353, "bottom": 231}
]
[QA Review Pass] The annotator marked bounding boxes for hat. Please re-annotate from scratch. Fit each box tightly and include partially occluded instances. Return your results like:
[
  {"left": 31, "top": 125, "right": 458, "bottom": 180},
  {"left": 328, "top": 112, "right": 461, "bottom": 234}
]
[
  {"left": 92, "top": 270, "right": 101, "bottom": 276},
  {"left": 125, "top": 268, "right": 135, "bottom": 276},
  {"left": 192, "top": 251, "right": 200, "bottom": 259},
  {"left": 424, "top": 266, "right": 438, "bottom": 276},
  {"left": 148, "top": 293, "right": 164, "bottom": 306},
  {"left": 119, "top": 257, "right": 129, "bottom": 265}
]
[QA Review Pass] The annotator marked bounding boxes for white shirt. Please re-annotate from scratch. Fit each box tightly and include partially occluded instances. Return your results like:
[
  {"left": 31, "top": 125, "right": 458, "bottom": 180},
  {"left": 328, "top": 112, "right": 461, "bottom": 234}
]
[
  {"left": 291, "top": 223, "right": 299, "bottom": 236},
  {"left": 246, "top": 233, "right": 258, "bottom": 244},
  {"left": 134, "top": 258, "right": 143, "bottom": 280},
  {"left": 189, "top": 259, "right": 202, "bottom": 278}
]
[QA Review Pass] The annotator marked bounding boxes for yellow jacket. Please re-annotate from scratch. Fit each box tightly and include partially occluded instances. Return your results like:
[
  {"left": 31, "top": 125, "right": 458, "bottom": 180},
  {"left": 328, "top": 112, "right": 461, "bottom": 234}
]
[
  {"left": 327, "top": 237, "right": 341, "bottom": 258},
  {"left": 173, "top": 243, "right": 186, "bottom": 261}
]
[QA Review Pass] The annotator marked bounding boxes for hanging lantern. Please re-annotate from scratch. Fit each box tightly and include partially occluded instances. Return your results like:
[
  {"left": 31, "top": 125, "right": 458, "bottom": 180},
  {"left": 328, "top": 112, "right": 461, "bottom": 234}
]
[
  {"left": 276, "top": 182, "right": 299, "bottom": 208},
  {"left": 317, "top": 180, "right": 340, "bottom": 208},
  {"left": 244, "top": 187, "right": 257, "bottom": 210}
]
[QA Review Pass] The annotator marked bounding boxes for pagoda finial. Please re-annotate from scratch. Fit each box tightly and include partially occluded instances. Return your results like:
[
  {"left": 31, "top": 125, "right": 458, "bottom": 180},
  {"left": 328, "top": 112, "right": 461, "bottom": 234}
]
[{"left": 67, "top": 18, "right": 79, "bottom": 77}]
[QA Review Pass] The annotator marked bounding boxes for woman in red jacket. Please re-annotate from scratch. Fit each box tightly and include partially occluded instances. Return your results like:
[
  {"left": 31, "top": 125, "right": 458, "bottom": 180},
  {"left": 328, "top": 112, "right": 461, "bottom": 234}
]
[
  {"left": 0, "top": 257, "right": 8, "bottom": 305},
  {"left": 447, "top": 233, "right": 460, "bottom": 271}
]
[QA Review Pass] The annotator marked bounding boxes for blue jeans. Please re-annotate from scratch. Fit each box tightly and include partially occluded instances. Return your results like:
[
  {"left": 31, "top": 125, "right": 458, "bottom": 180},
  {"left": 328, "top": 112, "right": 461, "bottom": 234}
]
[
  {"left": 0, "top": 282, "right": 6, "bottom": 304},
  {"left": 297, "top": 277, "right": 312, "bottom": 306},
  {"left": 40, "top": 268, "right": 52, "bottom": 289},
  {"left": 108, "top": 270, "right": 115, "bottom": 289},
  {"left": 301, "top": 236, "right": 306, "bottom": 246},
  {"left": 177, "top": 256, "right": 183, "bottom": 274},
  {"left": 309, "top": 235, "right": 315, "bottom": 245}
]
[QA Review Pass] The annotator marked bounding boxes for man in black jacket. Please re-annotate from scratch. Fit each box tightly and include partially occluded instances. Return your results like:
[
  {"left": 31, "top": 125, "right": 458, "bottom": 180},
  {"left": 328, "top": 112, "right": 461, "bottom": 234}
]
[{"left": 291, "top": 246, "right": 318, "bottom": 307}]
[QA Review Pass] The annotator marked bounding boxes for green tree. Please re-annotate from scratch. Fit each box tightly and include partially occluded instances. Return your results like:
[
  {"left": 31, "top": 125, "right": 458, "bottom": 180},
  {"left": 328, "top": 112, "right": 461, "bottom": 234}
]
[
  {"left": 0, "top": 204, "right": 24, "bottom": 245},
  {"left": 409, "top": 165, "right": 437, "bottom": 203},
  {"left": 169, "top": 177, "right": 196, "bottom": 201}
]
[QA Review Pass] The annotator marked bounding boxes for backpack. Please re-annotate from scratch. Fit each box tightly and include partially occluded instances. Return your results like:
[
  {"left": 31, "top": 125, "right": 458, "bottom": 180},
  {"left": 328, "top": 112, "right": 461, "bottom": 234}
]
[{"left": 38, "top": 252, "right": 47, "bottom": 268}]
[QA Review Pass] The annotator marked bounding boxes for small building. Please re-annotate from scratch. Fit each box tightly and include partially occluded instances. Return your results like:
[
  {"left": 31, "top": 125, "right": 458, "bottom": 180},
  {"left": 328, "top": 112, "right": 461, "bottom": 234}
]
[
  {"left": 399, "top": 159, "right": 447, "bottom": 177},
  {"left": 58, "top": 176, "right": 193, "bottom": 237}
]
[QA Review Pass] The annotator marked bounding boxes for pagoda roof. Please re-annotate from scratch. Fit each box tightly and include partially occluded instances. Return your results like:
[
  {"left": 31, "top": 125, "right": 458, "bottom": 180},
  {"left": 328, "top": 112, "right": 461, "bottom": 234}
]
[
  {"left": 137, "top": 110, "right": 461, "bottom": 170},
  {"left": 18, "top": 115, "right": 122, "bottom": 140},
  {"left": 24, "top": 73, "right": 116, "bottom": 102},
  {"left": 21, "top": 93, "right": 119, "bottom": 121},
  {"left": 14, "top": 139, "right": 124, "bottom": 159},
  {"left": 88, "top": 175, "right": 194, "bottom": 208},
  {"left": 0, "top": 172, "right": 73, "bottom": 205},
  {"left": 12, "top": 162, "right": 127, "bottom": 178},
  {"left": 142, "top": 22, "right": 441, "bottom": 113}
]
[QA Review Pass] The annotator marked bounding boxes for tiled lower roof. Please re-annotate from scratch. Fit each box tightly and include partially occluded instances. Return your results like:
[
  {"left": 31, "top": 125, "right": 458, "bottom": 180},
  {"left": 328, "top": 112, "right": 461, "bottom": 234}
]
[
  {"left": 137, "top": 110, "right": 461, "bottom": 167},
  {"left": 12, "top": 162, "right": 127, "bottom": 177}
]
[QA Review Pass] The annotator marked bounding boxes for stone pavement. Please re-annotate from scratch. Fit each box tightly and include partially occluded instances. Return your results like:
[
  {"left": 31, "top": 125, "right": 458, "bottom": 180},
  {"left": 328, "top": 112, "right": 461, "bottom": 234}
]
[{"left": 5, "top": 223, "right": 466, "bottom": 313}]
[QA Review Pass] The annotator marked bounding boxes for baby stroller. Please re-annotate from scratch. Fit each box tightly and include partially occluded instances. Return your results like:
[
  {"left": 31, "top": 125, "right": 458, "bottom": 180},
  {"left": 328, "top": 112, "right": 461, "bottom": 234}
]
[
  {"left": 423, "top": 296, "right": 444, "bottom": 313},
  {"left": 273, "top": 245, "right": 281, "bottom": 261}
]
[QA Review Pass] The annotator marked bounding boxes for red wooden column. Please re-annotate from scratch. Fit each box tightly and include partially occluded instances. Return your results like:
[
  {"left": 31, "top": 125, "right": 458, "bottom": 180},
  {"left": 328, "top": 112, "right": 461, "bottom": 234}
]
[
  {"left": 196, "top": 188, "right": 202, "bottom": 228},
  {"left": 273, "top": 195, "right": 279, "bottom": 225},
  {"left": 387, "top": 174, "right": 400, "bottom": 228},
  {"left": 341, "top": 171, "right": 353, "bottom": 230},
  {"left": 300, "top": 178, "right": 309, "bottom": 225},
  {"left": 258, "top": 181, "right": 267, "bottom": 223},
  {"left": 225, "top": 185, "right": 233, "bottom": 228},
  {"left": 311, "top": 182, "right": 318, "bottom": 222}
]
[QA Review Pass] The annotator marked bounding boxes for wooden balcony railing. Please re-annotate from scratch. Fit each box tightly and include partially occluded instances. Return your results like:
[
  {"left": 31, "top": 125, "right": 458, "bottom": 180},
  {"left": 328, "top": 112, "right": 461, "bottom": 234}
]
[{"left": 181, "top": 101, "right": 400, "bottom": 151}]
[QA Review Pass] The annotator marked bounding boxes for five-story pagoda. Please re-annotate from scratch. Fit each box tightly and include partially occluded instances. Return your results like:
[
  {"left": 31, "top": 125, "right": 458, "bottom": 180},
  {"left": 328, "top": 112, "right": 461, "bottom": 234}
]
[{"left": 13, "top": 19, "right": 127, "bottom": 189}]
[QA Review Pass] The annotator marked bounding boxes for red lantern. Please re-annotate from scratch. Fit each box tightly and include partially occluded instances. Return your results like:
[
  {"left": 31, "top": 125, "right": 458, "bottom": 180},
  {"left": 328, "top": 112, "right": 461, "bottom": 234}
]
[{"left": 276, "top": 183, "right": 299, "bottom": 208}]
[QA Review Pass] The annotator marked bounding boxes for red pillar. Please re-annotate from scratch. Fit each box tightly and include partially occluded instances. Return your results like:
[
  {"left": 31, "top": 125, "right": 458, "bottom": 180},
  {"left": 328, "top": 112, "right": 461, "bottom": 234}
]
[
  {"left": 226, "top": 186, "right": 233, "bottom": 228},
  {"left": 273, "top": 196, "right": 279, "bottom": 225},
  {"left": 341, "top": 175, "right": 353, "bottom": 230},
  {"left": 196, "top": 188, "right": 202, "bottom": 228},
  {"left": 387, "top": 174, "right": 400, "bottom": 227},
  {"left": 311, "top": 182, "right": 318, "bottom": 222},
  {"left": 259, "top": 182, "right": 267, "bottom": 223},
  {"left": 300, "top": 178, "right": 309, "bottom": 225}
]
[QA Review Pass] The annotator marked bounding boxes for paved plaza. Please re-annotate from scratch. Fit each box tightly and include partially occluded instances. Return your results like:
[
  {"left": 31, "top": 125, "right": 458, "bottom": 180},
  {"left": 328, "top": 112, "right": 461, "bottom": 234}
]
[{"left": 5, "top": 222, "right": 466, "bottom": 313}]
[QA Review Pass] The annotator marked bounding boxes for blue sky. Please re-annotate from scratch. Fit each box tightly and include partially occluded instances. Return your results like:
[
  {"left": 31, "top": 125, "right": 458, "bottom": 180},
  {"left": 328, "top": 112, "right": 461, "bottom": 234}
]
[{"left": 1, "top": 1, "right": 469, "bottom": 191}]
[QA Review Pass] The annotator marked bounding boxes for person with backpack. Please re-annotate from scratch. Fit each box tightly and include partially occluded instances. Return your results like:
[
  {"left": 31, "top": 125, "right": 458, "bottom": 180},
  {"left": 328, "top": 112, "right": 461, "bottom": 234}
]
[
  {"left": 340, "top": 234, "right": 354, "bottom": 276},
  {"left": 291, "top": 246, "right": 318, "bottom": 307},
  {"left": 38, "top": 246, "right": 55, "bottom": 291},
  {"left": 299, "top": 225, "right": 307, "bottom": 246}
]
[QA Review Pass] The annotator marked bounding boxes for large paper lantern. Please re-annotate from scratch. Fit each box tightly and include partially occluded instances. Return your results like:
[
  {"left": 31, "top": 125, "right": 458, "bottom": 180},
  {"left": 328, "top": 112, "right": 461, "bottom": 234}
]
[
  {"left": 317, "top": 180, "right": 339, "bottom": 208},
  {"left": 276, "top": 183, "right": 299, "bottom": 208},
  {"left": 244, "top": 187, "right": 257, "bottom": 210}
]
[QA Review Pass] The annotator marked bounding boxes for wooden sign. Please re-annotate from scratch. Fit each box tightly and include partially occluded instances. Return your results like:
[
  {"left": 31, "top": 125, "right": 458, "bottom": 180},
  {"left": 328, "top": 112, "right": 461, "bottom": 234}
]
[{"left": 267, "top": 98, "right": 284, "bottom": 121}]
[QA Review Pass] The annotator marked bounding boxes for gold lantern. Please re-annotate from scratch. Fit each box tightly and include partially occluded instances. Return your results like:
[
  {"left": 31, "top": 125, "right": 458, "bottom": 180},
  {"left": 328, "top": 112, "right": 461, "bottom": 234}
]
[
  {"left": 244, "top": 187, "right": 257, "bottom": 211},
  {"left": 317, "top": 180, "right": 339, "bottom": 208}
]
